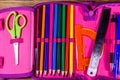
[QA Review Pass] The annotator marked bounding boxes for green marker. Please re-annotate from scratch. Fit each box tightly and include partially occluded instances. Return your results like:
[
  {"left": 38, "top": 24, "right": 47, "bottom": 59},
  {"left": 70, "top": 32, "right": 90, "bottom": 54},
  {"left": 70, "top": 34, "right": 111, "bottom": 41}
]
[
  {"left": 57, "top": 4, "right": 62, "bottom": 75},
  {"left": 61, "top": 4, "right": 66, "bottom": 76}
]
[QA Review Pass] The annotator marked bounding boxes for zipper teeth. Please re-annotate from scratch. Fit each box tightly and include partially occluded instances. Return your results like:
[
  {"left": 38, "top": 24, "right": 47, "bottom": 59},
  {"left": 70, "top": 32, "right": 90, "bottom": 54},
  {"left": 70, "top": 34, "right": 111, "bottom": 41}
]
[{"left": 34, "top": 2, "right": 120, "bottom": 12}]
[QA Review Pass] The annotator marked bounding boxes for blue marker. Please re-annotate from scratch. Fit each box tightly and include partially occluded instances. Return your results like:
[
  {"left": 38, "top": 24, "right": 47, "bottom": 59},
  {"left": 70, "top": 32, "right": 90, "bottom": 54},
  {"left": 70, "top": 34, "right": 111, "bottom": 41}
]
[
  {"left": 117, "top": 14, "right": 120, "bottom": 75},
  {"left": 44, "top": 4, "right": 50, "bottom": 75},
  {"left": 113, "top": 14, "right": 120, "bottom": 77},
  {"left": 52, "top": 4, "right": 58, "bottom": 75}
]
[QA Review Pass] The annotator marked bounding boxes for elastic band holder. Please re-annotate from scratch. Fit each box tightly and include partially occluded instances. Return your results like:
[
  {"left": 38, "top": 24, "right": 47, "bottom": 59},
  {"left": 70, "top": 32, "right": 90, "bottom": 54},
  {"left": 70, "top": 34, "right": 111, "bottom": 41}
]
[
  {"left": 116, "top": 40, "right": 120, "bottom": 44},
  {"left": 37, "top": 38, "right": 44, "bottom": 42},
  {"left": 69, "top": 38, "right": 75, "bottom": 42},
  {"left": 104, "top": 39, "right": 115, "bottom": 44},
  {"left": 0, "top": 19, "right": 4, "bottom": 30},
  {"left": 36, "top": 38, "right": 75, "bottom": 42},
  {"left": 10, "top": 38, "right": 23, "bottom": 44},
  {"left": 37, "top": 38, "right": 49, "bottom": 42},
  {"left": 56, "top": 38, "right": 61, "bottom": 42},
  {"left": 0, "top": 57, "right": 4, "bottom": 68}
]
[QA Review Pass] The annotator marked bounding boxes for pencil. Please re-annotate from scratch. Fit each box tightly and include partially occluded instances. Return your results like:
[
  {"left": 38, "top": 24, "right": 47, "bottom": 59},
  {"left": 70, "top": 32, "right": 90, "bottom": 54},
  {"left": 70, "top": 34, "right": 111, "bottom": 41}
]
[
  {"left": 69, "top": 5, "right": 74, "bottom": 77},
  {"left": 35, "top": 6, "right": 42, "bottom": 76},
  {"left": 57, "top": 4, "right": 62, "bottom": 75},
  {"left": 39, "top": 5, "right": 46, "bottom": 76},
  {"left": 35, "top": 8, "right": 40, "bottom": 76},
  {"left": 44, "top": 4, "right": 50, "bottom": 76},
  {"left": 52, "top": 4, "right": 58, "bottom": 76},
  {"left": 65, "top": 5, "right": 70, "bottom": 76},
  {"left": 61, "top": 4, "right": 66, "bottom": 76},
  {"left": 49, "top": 4, "right": 53, "bottom": 75}
]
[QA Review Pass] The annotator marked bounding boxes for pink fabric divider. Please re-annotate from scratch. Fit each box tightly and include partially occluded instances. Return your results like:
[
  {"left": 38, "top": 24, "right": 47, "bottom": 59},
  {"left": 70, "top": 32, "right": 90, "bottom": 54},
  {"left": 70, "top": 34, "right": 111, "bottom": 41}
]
[
  {"left": 10, "top": 38, "right": 23, "bottom": 44},
  {"left": 0, "top": 8, "right": 34, "bottom": 78}
]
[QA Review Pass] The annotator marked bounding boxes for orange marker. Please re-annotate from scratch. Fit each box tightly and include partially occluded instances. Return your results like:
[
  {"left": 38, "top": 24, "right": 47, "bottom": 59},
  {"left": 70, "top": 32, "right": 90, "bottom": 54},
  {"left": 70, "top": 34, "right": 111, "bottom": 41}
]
[
  {"left": 65, "top": 5, "right": 70, "bottom": 76},
  {"left": 39, "top": 5, "right": 46, "bottom": 76}
]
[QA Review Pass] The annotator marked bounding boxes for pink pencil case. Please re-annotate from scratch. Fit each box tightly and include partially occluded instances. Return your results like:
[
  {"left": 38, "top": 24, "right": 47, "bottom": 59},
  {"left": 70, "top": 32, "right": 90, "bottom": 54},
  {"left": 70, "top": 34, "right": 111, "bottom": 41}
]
[{"left": 0, "top": 1, "right": 120, "bottom": 80}]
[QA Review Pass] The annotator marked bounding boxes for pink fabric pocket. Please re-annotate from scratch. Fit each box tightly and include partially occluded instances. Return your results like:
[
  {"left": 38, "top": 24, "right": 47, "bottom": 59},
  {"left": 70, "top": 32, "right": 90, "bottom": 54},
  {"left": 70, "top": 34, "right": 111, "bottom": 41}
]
[{"left": 0, "top": 7, "right": 34, "bottom": 78}]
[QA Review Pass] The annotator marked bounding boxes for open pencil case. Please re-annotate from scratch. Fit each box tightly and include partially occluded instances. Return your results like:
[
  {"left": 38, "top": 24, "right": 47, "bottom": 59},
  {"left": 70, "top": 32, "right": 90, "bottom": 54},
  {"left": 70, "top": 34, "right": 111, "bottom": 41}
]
[{"left": 0, "top": 1, "right": 120, "bottom": 80}]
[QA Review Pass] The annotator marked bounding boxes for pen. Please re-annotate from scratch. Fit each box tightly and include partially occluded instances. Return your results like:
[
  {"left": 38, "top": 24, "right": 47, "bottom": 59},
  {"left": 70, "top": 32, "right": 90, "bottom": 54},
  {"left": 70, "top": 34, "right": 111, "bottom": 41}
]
[
  {"left": 116, "top": 14, "right": 120, "bottom": 75},
  {"left": 109, "top": 14, "right": 116, "bottom": 71},
  {"left": 44, "top": 4, "right": 50, "bottom": 75},
  {"left": 52, "top": 4, "right": 58, "bottom": 75},
  {"left": 113, "top": 14, "right": 120, "bottom": 77}
]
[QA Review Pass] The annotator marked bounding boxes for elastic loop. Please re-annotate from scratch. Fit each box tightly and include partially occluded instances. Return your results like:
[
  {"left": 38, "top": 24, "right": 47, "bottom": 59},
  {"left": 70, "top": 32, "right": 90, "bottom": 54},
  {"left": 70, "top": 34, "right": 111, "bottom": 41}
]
[{"left": 10, "top": 38, "right": 23, "bottom": 44}]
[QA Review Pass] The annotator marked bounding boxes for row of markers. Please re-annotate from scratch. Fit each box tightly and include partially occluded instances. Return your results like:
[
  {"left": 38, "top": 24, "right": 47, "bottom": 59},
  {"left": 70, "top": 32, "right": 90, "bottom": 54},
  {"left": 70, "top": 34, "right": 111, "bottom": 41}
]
[{"left": 35, "top": 4, "right": 75, "bottom": 77}]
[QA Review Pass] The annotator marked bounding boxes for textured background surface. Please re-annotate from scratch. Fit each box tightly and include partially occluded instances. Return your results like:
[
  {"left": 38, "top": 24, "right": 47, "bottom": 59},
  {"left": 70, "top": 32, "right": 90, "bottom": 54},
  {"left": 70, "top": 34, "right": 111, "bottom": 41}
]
[{"left": 0, "top": 0, "right": 118, "bottom": 80}]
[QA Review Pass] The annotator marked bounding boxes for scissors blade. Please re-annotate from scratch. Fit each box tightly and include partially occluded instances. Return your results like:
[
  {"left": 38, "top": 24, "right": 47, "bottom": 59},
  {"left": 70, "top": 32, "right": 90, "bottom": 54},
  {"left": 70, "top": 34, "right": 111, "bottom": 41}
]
[{"left": 13, "top": 42, "right": 19, "bottom": 65}]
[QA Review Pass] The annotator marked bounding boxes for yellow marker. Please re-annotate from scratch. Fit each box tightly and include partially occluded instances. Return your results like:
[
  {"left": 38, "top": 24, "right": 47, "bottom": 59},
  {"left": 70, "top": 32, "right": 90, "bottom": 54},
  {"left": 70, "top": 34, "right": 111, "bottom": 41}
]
[{"left": 69, "top": 5, "right": 74, "bottom": 77}]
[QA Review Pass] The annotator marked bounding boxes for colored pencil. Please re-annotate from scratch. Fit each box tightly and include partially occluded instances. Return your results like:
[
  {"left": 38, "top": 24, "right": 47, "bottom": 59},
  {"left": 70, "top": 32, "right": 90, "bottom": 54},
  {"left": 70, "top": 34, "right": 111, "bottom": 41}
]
[
  {"left": 39, "top": 5, "right": 46, "bottom": 76},
  {"left": 61, "top": 4, "right": 66, "bottom": 76},
  {"left": 49, "top": 4, "right": 53, "bottom": 75},
  {"left": 57, "top": 4, "right": 62, "bottom": 75},
  {"left": 35, "top": 6, "right": 42, "bottom": 76},
  {"left": 52, "top": 4, "right": 58, "bottom": 75},
  {"left": 65, "top": 5, "right": 70, "bottom": 76},
  {"left": 69, "top": 5, "right": 74, "bottom": 77},
  {"left": 44, "top": 4, "right": 50, "bottom": 75}
]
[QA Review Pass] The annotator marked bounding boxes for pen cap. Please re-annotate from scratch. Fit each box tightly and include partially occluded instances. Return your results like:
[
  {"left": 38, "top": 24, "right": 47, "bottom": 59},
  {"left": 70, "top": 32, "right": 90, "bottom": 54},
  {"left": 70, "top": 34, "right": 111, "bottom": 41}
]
[
  {"left": 116, "top": 14, "right": 120, "bottom": 39},
  {"left": 111, "top": 14, "right": 116, "bottom": 22}
]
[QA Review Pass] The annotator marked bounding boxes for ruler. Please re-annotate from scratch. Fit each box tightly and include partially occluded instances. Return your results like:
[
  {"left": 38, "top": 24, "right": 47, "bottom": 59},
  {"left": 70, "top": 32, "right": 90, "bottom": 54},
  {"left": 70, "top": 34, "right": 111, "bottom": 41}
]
[{"left": 87, "top": 8, "right": 111, "bottom": 77}]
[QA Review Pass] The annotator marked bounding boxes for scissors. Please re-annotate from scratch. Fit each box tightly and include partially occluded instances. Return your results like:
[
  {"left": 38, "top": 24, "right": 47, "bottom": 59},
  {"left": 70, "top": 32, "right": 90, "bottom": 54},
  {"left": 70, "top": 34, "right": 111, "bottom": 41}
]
[{"left": 6, "top": 11, "right": 26, "bottom": 65}]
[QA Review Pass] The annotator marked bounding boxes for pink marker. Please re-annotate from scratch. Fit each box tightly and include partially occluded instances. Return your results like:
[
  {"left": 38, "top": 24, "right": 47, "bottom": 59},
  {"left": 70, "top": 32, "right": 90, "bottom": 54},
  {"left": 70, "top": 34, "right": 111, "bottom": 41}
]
[
  {"left": 49, "top": 4, "right": 53, "bottom": 75},
  {"left": 109, "top": 14, "right": 116, "bottom": 71}
]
